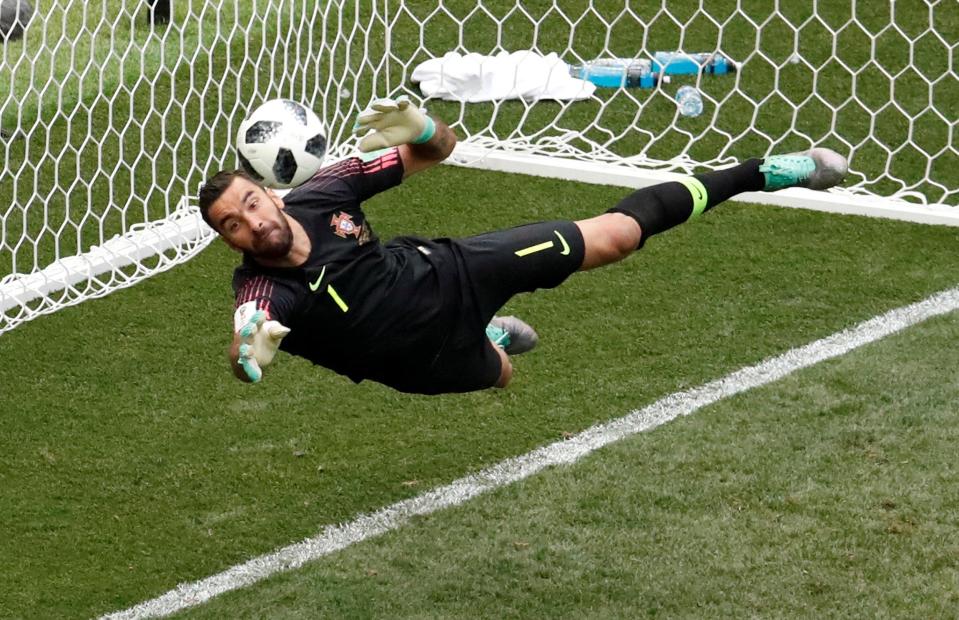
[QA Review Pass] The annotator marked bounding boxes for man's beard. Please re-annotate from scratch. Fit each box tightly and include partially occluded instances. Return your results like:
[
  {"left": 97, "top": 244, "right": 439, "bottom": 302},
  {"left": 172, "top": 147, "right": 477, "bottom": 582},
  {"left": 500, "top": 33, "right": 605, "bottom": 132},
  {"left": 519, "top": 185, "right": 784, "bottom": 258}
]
[{"left": 252, "top": 219, "right": 294, "bottom": 259}]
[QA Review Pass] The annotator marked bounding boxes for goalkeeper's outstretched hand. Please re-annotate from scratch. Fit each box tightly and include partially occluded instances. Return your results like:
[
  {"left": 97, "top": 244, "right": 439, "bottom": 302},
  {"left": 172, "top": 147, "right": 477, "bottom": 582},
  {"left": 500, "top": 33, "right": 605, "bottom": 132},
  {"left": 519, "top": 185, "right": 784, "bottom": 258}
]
[
  {"left": 235, "top": 309, "right": 291, "bottom": 383},
  {"left": 352, "top": 95, "right": 435, "bottom": 152}
]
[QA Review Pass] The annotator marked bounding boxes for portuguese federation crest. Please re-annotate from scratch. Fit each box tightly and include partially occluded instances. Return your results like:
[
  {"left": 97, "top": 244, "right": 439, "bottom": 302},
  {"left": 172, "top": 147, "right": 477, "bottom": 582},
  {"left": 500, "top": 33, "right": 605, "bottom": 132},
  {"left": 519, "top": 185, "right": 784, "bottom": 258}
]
[{"left": 330, "top": 211, "right": 361, "bottom": 239}]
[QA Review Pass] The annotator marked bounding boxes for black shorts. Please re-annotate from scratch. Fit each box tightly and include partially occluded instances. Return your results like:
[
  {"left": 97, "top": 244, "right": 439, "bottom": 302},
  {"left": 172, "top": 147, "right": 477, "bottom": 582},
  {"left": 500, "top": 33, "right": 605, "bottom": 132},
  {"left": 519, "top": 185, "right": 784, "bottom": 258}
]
[{"left": 416, "top": 219, "right": 586, "bottom": 394}]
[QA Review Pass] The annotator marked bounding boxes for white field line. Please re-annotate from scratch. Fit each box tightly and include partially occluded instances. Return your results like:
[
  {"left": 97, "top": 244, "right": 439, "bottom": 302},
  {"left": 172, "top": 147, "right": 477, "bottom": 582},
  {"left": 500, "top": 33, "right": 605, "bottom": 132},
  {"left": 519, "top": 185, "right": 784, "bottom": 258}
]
[{"left": 101, "top": 285, "right": 959, "bottom": 619}]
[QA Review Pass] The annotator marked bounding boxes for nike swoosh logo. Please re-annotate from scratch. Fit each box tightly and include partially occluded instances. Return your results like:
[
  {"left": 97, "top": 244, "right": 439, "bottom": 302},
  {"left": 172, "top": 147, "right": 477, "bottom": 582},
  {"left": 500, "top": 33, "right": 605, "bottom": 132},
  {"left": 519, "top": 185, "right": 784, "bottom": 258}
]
[
  {"left": 308, "top": 265, "right": 327, "bottom": 292},
  {"left": 554, "top": 230, "right": 570, "bottom": 256},
  {"left": 680, "top": 177, "right": 709, "bottom": 217}
]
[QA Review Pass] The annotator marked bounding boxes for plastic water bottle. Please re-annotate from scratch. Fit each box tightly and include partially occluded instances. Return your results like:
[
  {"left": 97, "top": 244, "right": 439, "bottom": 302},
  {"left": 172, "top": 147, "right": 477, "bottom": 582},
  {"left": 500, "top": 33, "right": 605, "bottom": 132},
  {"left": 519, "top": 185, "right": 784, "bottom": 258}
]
[
  {"left": 675, "top": 86, "right": 704, "bottom": 117},
  {"left": 653, "top": 52, "right": 738, "bottom": 75},
  {"left": 568, "top": 58, "right": 670, "bottom": 89}
]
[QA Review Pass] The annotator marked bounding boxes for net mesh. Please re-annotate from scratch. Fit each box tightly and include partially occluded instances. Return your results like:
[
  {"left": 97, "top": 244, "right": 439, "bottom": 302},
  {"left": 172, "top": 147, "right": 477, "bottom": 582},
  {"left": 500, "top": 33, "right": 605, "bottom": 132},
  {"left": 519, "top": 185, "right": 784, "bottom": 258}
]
[
  {"left": 1, "top": 0, "right": 386, "bottom": 334},
  {"left": 384, "top": 0, "right": 956, "bottom": 204},
  {"left": 1, "top": 0, "right": 956, "bottom": 334}
]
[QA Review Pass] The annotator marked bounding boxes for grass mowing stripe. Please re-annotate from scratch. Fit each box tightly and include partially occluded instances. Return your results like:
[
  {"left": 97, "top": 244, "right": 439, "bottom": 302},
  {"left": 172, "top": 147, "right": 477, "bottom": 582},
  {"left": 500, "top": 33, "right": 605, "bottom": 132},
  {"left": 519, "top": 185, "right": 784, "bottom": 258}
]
[{"left": 102, "top": 283, "right": 959, "bottom": 620}]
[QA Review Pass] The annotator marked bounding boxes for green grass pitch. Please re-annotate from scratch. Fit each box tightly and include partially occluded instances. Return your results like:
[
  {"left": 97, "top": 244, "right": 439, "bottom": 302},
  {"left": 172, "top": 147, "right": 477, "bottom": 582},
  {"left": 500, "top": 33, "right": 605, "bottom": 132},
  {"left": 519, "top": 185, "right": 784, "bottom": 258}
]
[
  {"left": 1, "top": 0, "right": 958, "bottom": 617},
  {"left": 3, "top": 165, "right": 959, "bottom": 617}
]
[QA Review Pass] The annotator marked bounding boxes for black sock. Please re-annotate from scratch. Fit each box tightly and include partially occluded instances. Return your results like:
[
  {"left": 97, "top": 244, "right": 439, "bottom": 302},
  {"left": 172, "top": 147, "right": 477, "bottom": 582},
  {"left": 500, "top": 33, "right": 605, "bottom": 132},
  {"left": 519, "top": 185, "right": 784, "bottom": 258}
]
[{"left": 607, "top": 158, "right": 765, "bottom": 247}]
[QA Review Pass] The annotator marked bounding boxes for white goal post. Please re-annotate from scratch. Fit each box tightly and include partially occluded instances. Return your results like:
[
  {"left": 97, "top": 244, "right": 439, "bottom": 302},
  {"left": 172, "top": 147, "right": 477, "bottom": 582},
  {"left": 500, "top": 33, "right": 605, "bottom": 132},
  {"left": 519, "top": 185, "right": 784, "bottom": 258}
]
[{"left": 1, "top": 1, "right": 956, "bottom": 335}]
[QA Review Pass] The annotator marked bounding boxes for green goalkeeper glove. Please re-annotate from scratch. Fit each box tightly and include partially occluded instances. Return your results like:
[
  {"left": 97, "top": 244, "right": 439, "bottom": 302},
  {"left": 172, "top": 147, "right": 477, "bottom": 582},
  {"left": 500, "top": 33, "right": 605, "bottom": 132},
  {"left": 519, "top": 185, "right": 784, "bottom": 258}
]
[
  {"left": 235, "top": 307, "right": 291, "bottom": 383},
  {"left": 352, "top": 95, "right": 436, "bottom": 152}
]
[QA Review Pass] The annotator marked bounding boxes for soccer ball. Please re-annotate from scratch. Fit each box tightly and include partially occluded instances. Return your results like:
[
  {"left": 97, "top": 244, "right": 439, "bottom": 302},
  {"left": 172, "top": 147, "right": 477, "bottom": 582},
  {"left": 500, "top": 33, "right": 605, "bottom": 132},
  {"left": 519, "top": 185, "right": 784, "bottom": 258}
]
[{"left": 236, "top": 99, "right": 327, "bottom": 189}]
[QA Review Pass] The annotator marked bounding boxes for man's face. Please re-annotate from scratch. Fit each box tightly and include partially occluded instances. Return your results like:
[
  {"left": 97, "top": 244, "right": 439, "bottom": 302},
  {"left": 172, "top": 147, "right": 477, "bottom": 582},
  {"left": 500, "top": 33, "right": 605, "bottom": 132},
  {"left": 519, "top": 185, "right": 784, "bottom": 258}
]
[{"left": 208, "top": 176, "right": 293, "bottom": 259}]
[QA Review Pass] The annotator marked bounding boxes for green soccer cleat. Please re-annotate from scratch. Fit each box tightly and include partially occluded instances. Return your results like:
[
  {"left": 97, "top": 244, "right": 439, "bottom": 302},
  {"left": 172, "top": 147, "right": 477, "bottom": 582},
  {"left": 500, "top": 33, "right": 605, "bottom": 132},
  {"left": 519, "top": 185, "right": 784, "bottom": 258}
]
[
  {"left": 760, "top": 147, "right": 848, "bottom": 192},
  {"left": 486, "top": 315, "right": 539, "bottom": 355}
]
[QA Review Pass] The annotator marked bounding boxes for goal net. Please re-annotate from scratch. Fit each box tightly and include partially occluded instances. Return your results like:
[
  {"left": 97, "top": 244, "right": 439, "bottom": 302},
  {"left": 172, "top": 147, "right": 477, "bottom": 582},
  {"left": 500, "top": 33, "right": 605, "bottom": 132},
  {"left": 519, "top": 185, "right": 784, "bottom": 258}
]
[{"left": 2, "top": 1, "right": 956, "bottom": 334}]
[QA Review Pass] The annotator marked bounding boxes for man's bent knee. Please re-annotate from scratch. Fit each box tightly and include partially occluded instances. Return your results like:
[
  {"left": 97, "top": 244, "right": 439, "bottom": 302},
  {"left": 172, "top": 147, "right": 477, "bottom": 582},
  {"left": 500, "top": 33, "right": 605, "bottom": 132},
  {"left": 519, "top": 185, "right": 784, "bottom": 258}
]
[{"left": 575, "top": 213, "right": 642, "bottom": 270}]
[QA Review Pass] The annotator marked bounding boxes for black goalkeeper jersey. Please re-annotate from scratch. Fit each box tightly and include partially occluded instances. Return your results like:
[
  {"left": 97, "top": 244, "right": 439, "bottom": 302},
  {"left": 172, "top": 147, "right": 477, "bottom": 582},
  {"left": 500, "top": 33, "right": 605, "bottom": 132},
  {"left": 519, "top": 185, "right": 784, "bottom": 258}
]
[{"left": 231, "top": 148, "right": 464, "bottom": 389}]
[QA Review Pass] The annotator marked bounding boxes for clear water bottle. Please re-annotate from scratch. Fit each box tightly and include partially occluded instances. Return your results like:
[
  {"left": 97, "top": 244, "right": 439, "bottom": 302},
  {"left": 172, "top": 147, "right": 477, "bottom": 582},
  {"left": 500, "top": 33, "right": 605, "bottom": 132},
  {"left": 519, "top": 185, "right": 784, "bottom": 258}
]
[
  {"left": 653, "top": 52, "right": 739, "bottom": 75},
  {"left": 568, "top": 58, "right": 669, "bottom": 89},
  {"left": 675, "top": 85, "right": 704, "bottom": 117}
]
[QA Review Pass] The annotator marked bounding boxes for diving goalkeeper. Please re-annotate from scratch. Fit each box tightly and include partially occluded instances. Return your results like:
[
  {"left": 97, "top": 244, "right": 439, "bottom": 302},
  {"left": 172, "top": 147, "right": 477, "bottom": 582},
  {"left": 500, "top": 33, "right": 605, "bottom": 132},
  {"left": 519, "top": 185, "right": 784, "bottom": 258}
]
[{"left": 198, "top": 96, "right": 848, "bottom": 394}]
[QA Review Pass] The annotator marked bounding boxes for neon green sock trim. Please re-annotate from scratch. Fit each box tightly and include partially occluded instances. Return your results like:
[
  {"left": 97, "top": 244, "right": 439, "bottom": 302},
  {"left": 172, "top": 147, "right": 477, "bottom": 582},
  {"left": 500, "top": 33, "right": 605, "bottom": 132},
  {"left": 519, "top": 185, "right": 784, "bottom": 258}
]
[{"left": 678, "top": 177, "right": 709, "bottom": 218}]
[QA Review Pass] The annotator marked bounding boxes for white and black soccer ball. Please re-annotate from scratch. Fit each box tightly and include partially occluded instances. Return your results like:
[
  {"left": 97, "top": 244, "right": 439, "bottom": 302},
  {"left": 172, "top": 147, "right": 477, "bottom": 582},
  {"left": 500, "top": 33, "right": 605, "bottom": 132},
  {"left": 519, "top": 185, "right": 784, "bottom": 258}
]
[
  {"left": 0, "top": 0, "right": 33, "bottom": 41},
  {"left": 236, "top": 99, "right": 327, "bottom": 189}
]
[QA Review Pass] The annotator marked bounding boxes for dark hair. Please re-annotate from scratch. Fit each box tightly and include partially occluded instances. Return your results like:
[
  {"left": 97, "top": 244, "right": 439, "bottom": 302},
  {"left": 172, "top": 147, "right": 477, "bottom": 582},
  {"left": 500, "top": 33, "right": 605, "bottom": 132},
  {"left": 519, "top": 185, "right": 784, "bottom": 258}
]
[{"left": 197, "top": 169, "right": 263, "bottom": 230}]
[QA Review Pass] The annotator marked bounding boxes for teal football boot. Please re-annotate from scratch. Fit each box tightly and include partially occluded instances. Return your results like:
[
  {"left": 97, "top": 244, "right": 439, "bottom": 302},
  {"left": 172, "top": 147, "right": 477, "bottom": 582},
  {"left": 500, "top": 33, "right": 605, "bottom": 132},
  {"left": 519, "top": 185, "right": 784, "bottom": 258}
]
[
  {"left": 486, "top": 316, "right": 539, "bottom": 355},
  {"left": 760, "top": 147, "right": 848, "bottom": 191}
]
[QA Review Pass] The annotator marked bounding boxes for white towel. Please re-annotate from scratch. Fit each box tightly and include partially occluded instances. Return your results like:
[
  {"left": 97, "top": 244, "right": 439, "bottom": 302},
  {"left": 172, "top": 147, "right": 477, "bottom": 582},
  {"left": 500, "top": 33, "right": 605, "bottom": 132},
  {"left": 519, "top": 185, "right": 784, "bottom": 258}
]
[{"left": 411, "top": 51, "right": 596, "bottom": 102}]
